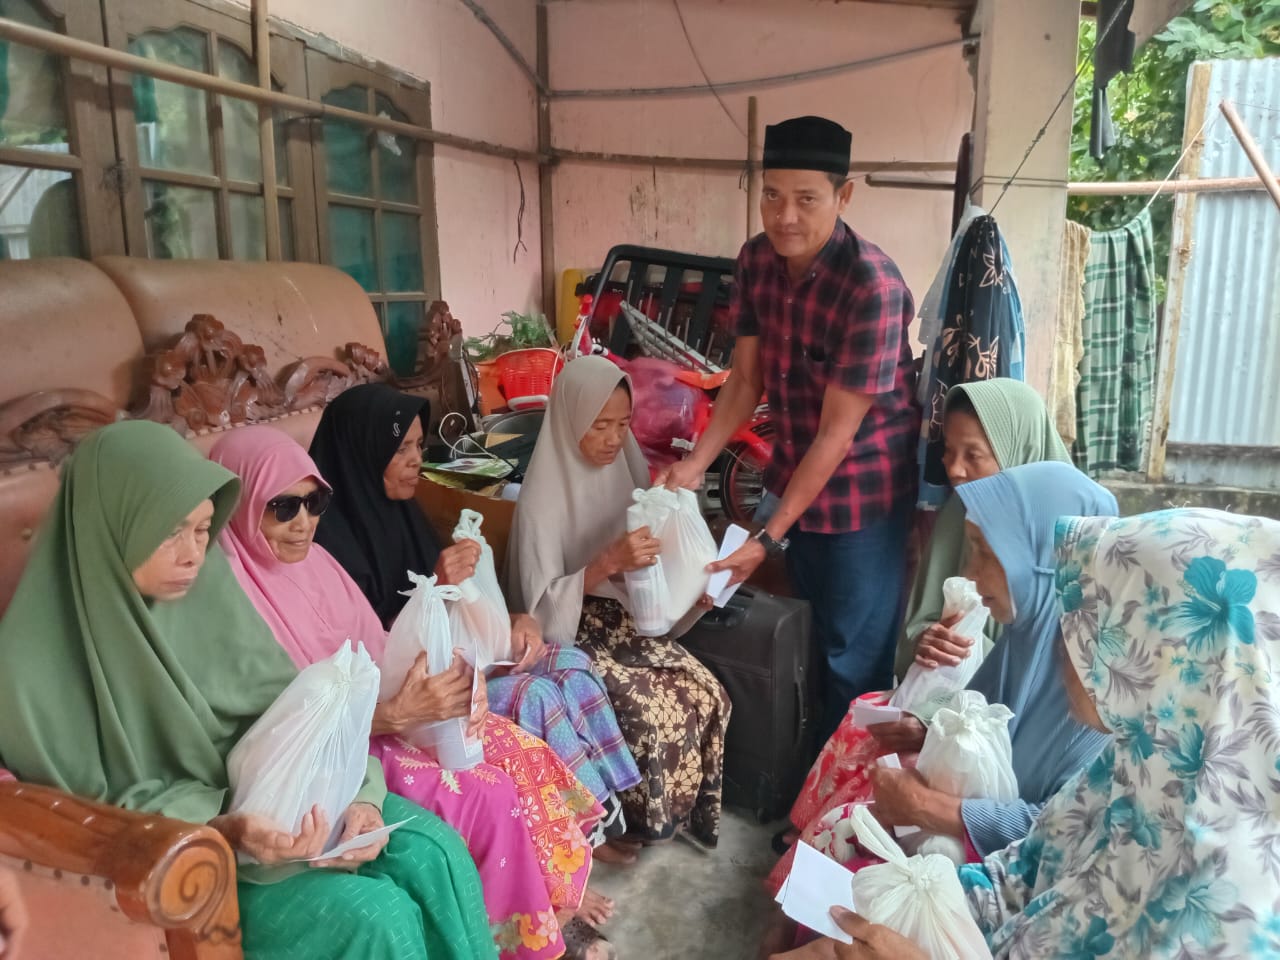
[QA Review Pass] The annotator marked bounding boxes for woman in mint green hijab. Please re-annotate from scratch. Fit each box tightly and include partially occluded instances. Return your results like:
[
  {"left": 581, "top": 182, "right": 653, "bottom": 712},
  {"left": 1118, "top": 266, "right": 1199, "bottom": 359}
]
[
  {"left": 0, "top": 420, "right": 495, "bottom": 960},
  {"left": 894, "top": 378, "right": 1071, "bottom": 678}
]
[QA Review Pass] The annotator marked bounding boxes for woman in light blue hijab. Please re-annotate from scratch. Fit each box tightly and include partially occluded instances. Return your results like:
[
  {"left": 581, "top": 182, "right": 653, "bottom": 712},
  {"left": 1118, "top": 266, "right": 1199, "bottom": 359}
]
[{"left": 868, "top": 461, "right": 1116, "bottom": 856}]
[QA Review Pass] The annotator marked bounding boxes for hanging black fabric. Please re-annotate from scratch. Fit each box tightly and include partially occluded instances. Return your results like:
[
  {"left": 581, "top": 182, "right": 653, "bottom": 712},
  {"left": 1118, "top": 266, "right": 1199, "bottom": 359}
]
[
  {"left": 309, "top": 383, "right": 441, "bottom": 626},
  {"left": 1091, "top": 0, "right": 1136, "bottom": 161}
]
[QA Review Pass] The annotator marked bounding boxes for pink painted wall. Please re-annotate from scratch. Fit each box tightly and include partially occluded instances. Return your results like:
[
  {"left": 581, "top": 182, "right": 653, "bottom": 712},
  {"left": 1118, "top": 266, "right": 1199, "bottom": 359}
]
[
  {"left": 546, "top": 0, "right": 975, "bottom": 331},
  {"left": 231, "top": 0, "right": 543, "bottom": 334}
]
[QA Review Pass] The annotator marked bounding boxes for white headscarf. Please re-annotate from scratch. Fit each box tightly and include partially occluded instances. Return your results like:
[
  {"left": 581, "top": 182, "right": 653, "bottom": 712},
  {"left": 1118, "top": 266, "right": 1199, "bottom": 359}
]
[
  {"left": 505, "top": 356, "right": 650, "bottom": 645},
  {"left": 962, "top": 507, "right": 1280, "bottom": 958}
]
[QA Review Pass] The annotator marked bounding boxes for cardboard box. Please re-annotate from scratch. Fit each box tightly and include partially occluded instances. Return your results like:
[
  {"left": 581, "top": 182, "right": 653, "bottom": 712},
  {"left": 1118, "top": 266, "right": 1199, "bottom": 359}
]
[{"left": 415, "top": 473, "right": 516, "bottom": 572}]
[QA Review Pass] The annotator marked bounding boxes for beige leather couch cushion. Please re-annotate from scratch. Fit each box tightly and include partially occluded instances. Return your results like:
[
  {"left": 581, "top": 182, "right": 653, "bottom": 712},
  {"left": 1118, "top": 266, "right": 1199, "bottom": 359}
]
[
  {"left": 95, "top": 257, "right": 383, "bottom": 371},
  {"left": 0, "top": 258, "right": 143, "bottom": 408}
]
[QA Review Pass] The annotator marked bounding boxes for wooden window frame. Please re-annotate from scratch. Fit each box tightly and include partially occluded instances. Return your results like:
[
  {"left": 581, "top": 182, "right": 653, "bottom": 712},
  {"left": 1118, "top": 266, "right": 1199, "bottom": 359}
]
[
  {"left": 0, "top": 0, "right": 123, "bottom": 257},
  {"left": 305, "top": 47, "right": 442, "bottom": 330},
  {"left": 101, "top": 0, "right": 316, "bottom": 261}
]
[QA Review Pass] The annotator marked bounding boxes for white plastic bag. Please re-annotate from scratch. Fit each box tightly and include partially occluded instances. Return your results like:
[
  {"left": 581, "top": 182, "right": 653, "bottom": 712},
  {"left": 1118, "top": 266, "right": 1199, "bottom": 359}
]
[
  {"left": 915, "top": 690, "right": 1017, "bottom": 802},
  {"left": 448, "top": 509, "right": 513, "bottom": 666},
  {"left": 890, "top": 577, "right": 990, "bottom": 711},
  {"left": 383, "top": 572, "right": 484, "bottom": 769},
  {"left": 847, "top": 805, "right": 994, "bottom": 960},
  {"left": 622, "top": 486, "right": 717, "bottom": 637},
  {"left": 226, "top": 642, "right": 380, "bottom": 858}
]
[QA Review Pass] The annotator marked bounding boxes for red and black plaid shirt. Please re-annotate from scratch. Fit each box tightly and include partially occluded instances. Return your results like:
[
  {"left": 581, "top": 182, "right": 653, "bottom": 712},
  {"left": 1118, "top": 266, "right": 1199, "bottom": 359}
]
[{"left": 732, "top": 220, "right": 920, "bottom": 534}]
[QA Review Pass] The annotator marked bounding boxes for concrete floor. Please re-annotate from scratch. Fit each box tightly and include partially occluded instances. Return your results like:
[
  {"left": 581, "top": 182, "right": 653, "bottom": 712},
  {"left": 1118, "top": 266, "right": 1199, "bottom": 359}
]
[{"left": 588, "top": 808, "right": 785, "bottom": 960}]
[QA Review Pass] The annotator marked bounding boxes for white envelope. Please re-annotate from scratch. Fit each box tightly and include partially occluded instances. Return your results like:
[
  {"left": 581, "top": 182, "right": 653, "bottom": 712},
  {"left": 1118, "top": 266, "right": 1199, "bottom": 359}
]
[
  {"left": 774, "top": 840, "right": 858, "bottom": 943},
  {"left": 305, "top": 818, "right": 411, "bottom": 862},
  {"left": 708, "top": 523, "right": 750, "bottom": 608},
  {"left": 851, "top": 701, "right": 903, "bottom": 728}
]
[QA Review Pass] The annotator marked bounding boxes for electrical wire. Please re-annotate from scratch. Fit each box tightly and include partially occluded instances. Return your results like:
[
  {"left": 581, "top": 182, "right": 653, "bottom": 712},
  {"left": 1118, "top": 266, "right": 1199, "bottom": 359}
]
[
  {"left": 989, "top": 1, "right": 1131, "bottom": 216},
  {"left": 672, "top": 0, "right": 747, "bottom": 139}
]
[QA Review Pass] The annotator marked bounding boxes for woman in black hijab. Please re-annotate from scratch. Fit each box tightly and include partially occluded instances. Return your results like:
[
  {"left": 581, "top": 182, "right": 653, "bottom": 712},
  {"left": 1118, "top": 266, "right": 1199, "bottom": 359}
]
[{"left": 308, "top": 383, "right": 470, "bottom": 623}]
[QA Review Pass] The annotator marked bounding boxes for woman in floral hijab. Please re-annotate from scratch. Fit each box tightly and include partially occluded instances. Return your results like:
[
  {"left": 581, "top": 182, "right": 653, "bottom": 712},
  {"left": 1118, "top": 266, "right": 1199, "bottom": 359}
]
[{"left": 962, "top": 507, "right": 1280, "bottom": 958}]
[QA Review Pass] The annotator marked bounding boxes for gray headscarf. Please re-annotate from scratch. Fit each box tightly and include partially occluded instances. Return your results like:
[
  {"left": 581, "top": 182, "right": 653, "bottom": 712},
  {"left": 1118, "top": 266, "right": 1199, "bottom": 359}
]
[{"left": 505, "top": 356, "right": 650, "bottom": 645}]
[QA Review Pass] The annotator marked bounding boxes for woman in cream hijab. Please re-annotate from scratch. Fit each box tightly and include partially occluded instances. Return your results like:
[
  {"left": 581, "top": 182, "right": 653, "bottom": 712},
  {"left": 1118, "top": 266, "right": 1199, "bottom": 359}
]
[{"left": 507, "top": 356, "right": 731, "bottom": 849}]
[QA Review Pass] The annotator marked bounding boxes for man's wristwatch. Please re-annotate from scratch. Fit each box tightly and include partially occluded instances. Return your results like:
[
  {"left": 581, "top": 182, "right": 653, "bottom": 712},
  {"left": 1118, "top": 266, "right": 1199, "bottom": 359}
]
[{"left": 753, "top": 528, "right": 790, "bottom": 556}]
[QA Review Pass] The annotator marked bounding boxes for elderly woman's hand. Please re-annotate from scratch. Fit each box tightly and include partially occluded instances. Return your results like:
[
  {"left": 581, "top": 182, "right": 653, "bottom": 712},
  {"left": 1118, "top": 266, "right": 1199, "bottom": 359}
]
[
  {"left": 602, "top": 526, "right": 661, "bottom": 575},
  {"left": 311, "top": 803, "right": 386, "bottom": 869},
  {"left": 770, "top": 908, "right": 929, "bottom": 960},
  {"left": 914, "top": 618, "right": 972, "bottom": 669},
  {"left": 211, "top": 805, "right": 330, "bottom": 865},
  {"left": 385, "top": 652, "right": 474, "bottom": 729},
  {"left": 509, "top": 613, "right": 545, "bottom": 673},
  {"left": 465, "top": 671, "right": 488, "bottom": 740},
  {"left": 435, "top": 540, "right": 481, "bottom": 587},
  {"left": 867, "top": 716, "right": 927, "bottom": 755}
]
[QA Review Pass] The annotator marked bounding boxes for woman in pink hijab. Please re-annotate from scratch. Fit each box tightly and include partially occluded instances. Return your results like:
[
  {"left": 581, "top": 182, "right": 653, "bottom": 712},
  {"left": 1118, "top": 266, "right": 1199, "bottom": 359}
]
[{"left": 212, "top": 425, "right": 611, "bottom": 960}]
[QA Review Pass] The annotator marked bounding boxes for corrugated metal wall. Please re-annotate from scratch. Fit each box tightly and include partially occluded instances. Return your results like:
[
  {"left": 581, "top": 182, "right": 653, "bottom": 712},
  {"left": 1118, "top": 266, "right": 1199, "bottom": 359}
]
[{"left": 1165, "top": 57, "right": 1280, "bottom": 490}]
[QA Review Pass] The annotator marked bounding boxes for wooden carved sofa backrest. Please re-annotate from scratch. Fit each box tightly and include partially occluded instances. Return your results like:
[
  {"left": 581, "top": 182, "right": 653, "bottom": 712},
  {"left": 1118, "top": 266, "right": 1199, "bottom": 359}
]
[{"left": 0, "top": 256, "right": 394, "bottom": 616}]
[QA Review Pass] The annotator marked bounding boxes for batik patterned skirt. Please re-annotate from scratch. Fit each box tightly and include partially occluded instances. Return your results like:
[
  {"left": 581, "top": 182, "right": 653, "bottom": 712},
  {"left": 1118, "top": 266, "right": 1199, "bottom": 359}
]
[
  {"left": 575, "top": 597, "right": 731, "bottom": 847},
  {"left": 372, "top": 714, "right": 599, "bottom": 959}
]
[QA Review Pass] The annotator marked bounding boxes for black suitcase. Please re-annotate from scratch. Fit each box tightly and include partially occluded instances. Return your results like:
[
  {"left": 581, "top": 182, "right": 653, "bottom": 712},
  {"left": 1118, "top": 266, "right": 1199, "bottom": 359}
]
[{"left": 679, "top": 586, "right": 816, "bottom": 823}]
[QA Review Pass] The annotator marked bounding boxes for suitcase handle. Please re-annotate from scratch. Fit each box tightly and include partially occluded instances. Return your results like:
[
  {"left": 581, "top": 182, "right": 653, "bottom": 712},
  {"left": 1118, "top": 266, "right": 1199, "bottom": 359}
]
[
  {"left": 695, "top": 587, "right": 754, "bottom": 631},
  {"left": 792, "top": 673, "right": 808, "bottom": 750}
]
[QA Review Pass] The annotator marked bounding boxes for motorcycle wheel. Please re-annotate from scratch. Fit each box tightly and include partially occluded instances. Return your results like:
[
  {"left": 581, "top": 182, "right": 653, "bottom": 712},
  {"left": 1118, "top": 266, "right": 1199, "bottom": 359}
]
[{"left": 719, "top": 421, "right": 774, "bottom": 526}]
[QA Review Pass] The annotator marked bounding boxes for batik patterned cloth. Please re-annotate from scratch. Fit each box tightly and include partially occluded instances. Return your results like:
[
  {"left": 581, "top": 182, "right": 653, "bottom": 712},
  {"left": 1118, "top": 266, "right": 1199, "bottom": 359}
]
[
  {"left": 576, "top": 597, "right": 731, "bottom": 847},
  {"left": 962, "top": 508, "right": 1280, "bottom": 958}
]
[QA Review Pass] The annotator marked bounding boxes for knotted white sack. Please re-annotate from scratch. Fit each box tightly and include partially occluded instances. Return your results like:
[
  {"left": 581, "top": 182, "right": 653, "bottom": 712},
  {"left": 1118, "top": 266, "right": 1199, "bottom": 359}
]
[
  {"left": 383, "top": 572, "right": 483, "bottom": 768},
  {"left": 847, "top": 805, "right": 993, "bottom": 960},
  {"left": 227, "top": 642, "right": 380, "bottom": 858},
  {"left": 890, "top": 578, "right": 991, "bottom": 712},
  {"left": 623, "top": 485, "right": 717, "bottom": 637},
  {"left": 448, "top": 509, "right": 513, "bottom": 666},
  {"left": 916, "top": 689, "right": 1017, "bottom": 802}
]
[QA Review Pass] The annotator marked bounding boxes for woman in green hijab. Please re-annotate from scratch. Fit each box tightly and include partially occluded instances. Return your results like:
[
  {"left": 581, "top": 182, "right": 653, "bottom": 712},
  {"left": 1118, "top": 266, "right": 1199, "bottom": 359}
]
[{"left": 0, "top": 420, "right": 495, "bottom": 960}]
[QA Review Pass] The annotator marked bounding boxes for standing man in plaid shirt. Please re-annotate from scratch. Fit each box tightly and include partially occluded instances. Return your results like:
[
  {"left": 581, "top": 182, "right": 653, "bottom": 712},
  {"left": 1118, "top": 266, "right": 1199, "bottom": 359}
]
[{"left": 660, "top": 116, "right": 920, "bottom": 739}]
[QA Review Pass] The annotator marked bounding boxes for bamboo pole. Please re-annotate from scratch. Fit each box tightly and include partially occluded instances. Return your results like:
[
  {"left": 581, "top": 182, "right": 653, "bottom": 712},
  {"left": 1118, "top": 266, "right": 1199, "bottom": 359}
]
[
  {"left": 253, "top": 0, "right": 280, "bottom": 260},
  {"left": 1219, "top": 100, "right": 1280, "bottom": 213},
  {"left": 0, "top": 17, "right": 542, "bottom": 163},
  {"left": 536, "top": 4, "right": 555, "bottom": 319},
  {"left": 746, "top": 96, "right": 759, "bottom": 240},
  {"left": 1068, "top": 176, "right": 1269, "bottom": 196}
]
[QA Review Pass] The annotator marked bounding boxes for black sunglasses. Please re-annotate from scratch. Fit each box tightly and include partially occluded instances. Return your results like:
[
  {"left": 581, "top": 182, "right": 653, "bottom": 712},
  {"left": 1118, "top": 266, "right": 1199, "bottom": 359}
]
[{"left": 265, "top": 488, "right": 332, "bottom": 523}]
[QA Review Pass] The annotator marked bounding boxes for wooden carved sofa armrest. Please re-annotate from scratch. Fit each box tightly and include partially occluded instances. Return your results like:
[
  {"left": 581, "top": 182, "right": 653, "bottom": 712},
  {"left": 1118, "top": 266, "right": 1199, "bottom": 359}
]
[{"left": 0, "top": 780, "right": 242, "bottom": 959}]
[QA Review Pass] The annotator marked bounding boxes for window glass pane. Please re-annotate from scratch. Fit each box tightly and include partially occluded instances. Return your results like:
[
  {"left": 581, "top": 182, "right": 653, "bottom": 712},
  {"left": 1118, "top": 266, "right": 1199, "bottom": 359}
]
[
  {"left": 278, "top": 198, "right": 294, "bottom": 261},
  {"left": 374, "top": 93, "right": 416, "bottom": 204},
  {"left": 216, "top": 43, "right": 261, "bottom": 184},
  {"left": 130, "top": 29, "right": 213, "bottom": 175},
  {"left": 329, "top": 204, "right": 376, "bottom": 291},
  {"left": 143, "top": 181, "right": 217, "bottom": 259},
  {"left": 273, "top": 109, "right": 291, "bottom": 187},
  {"left": 381, "top": 212, "right": 423, "bottom": 293},
  {"left": 322, "top": 86, "right": 372, "bottom": 198},
  {"left": 229, "top": 193, "right": 265, "bottom": 260},
  {"left": 384, "top": 300, "right": 424, "bottom": 376},
  {"left": 0, "top": 0, "right": 69, "bottom": 148},
  {"left": 0, "top": 164, "right": 80, "bottom": 259}
]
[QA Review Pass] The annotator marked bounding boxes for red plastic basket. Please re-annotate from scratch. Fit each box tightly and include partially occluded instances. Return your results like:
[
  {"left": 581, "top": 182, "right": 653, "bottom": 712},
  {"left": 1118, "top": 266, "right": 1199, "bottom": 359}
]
[{"left": 494, "top": 348, "right": 562, "bottom": 410}]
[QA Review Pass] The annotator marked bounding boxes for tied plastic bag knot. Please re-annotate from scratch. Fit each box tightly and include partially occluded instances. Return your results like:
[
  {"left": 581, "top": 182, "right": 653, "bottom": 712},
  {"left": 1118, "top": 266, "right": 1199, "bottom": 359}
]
[
  {"left": 847, "top": 806, "right": 993, "bottom": 960},
  {"left": 889, "top": 577, "right": 991, "bottom": 712},
  {"left": 916, "top": 690, "right": 1018, "bottom": 813},
  {"left": 453, "top": 508, "right": 486, "bottom": 544},
  {"left": 398, "top": 570, "right": 463, "bottom": 604}
]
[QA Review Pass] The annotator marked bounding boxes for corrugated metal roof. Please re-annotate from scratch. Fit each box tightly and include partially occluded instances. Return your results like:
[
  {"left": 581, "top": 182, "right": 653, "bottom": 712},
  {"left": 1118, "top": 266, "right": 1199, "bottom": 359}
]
[{"left": 1166, "top": 57, "right": 1280, "bottom": 490}]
